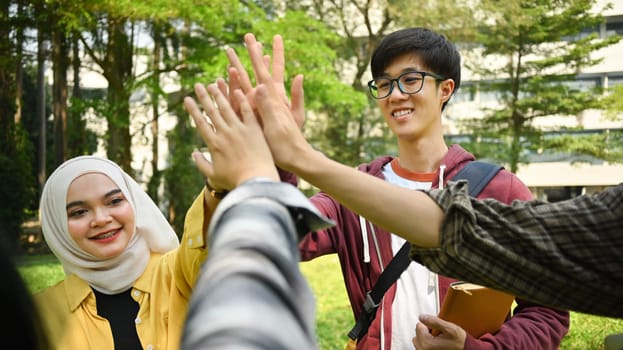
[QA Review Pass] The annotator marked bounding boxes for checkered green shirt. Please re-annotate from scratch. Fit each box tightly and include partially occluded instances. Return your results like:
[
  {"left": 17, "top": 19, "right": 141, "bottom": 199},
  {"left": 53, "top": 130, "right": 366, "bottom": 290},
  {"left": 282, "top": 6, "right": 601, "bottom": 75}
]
[{"left": 411, "top": 181, "right": 623, "bottom": 318}]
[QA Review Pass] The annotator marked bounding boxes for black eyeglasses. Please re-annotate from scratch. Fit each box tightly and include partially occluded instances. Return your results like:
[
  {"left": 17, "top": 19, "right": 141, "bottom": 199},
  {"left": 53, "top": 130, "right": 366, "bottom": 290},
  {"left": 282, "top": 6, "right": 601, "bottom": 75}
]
[{"left": 367, "top": 70, "right": 445, "bottom": 99}]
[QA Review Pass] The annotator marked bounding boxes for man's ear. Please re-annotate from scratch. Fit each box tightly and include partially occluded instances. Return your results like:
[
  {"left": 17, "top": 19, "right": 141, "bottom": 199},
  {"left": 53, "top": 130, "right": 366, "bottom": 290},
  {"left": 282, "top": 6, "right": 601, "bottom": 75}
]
[{"left": 439, "top": 79, "right": 455, "bottom": 103}]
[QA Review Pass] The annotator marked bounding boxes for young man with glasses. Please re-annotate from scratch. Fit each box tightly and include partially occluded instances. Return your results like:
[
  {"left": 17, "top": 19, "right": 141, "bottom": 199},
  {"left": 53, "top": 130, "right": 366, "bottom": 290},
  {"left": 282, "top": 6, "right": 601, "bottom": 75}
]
[
  {"left": 326, "top": 27, "right": 568, "bottom": 350},
  {"left": 188, "top": 28, "right": 570, "bottom": 350}
]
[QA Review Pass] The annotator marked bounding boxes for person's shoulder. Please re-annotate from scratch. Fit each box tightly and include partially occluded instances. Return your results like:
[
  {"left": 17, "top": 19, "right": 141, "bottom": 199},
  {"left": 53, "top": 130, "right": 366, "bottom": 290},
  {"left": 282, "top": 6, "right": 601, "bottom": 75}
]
[
  {"left": 488, "top": 168, "right": 533, "bottom": 201},
  {"left": 494, "top": 168, "right": 527, "bottom": 186},
  {"left": 35, "top": 273, "right": 91, "bottom": 307},
  {"left": 34, "top": 278, "right": 67, "bottom": 299},
  {"left": 141, "top": 252, "right": 170, "bottom": 277},
  {"left": 33, "top": 278, "right": 72, "bottom": 318}
]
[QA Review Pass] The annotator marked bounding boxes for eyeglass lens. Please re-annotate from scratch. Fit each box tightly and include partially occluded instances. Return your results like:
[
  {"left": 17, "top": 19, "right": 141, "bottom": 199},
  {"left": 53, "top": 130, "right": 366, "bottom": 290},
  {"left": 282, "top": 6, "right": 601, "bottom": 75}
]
[{"left": 371, "top": 71, "right": 426, "bottom": 99}]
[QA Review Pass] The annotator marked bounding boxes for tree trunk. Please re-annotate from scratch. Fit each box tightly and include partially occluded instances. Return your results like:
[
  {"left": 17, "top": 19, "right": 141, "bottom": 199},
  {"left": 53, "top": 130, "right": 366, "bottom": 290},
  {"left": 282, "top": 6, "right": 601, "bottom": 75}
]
[
  {"left": 0, "top": 0, "right": 16, "bottom": 157},
  {"left": 104, "top": 17, "right": 133, "bottom": 173},
  {"left": 37, "top": 28, "right": 47, "bottom": 190},
  {"left": 52, "top": 28, "right": 69, "bottom": 165},
  {"left": 14, "top": 0, "right": 24, "bottom": 125},
  {"left": 148, "top": 22, "right": 162, "bottom": 202},
  {"left": 67, "top": 31, "right": 88, "bottom": 157}
]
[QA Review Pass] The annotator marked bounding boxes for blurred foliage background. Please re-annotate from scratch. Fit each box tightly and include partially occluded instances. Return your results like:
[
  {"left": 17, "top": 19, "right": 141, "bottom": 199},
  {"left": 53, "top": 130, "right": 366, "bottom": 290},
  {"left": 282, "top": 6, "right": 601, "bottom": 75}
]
[{"left": 1, "top": 0, "right": 622, "bottom": 251}]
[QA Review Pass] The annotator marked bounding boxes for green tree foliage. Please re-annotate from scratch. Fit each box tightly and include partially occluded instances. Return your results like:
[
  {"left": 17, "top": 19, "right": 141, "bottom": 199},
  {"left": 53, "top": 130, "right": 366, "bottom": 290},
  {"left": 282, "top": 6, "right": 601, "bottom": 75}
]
[
  {"left": 460, "top": 0, "right": 622, "bottom": 172},
  {"left": 0, "top": 0, "right": 38, "bottom": 251},
  {"left": 600, "top": 83, "right": 623, "bottom": 124},
  {"left": 0, "top": 124, "right": 36, "bottom": 252},
  {"left": 44, "top": 0, "right": 239, "bottom": 172},
  {"left": 284, "top": 1, "right": 394, "bottom": 165},
  {"left": 163, "top": 113, "right": 203, "bottom": 236},
  {"left": 389, "top": 0, "right": 479, "bottom": 42},
  {"left": 160, "top": 1, "right": 267, "bottom": 229},
  {"left": 253, "top": 11, "right": 369, "bottom": 166},
  {"left": 540, "top": 129, "right": 623, "bottom": 162}
]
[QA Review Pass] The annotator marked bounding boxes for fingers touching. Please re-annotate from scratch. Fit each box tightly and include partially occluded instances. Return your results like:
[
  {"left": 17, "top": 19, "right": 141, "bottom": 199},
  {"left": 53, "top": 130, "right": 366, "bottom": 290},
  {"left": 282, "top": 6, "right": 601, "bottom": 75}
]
[
  {"left": 226, "top": 47, "right": 254, "bottom": 94},
  {"left": 185, "top": 82, "right": 279, "bottom": 190},
  {"left": 290, "top": 74, "right": 305, "bottom": 128},
  {"left": 269, "top": 34, "right": 285, "bottom": 87},
  {"left": 186, "top": 32, "right": 308, "bottom": 186},
  {"left": 244, "top": 33, "right": 273, "bottom": 89}
]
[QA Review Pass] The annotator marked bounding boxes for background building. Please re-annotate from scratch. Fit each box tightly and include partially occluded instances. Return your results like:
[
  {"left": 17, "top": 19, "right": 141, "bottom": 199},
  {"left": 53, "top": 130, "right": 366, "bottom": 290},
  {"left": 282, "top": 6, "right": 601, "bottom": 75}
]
[{"left": 444, "top": 0, "right": 623, "bottom": 200}]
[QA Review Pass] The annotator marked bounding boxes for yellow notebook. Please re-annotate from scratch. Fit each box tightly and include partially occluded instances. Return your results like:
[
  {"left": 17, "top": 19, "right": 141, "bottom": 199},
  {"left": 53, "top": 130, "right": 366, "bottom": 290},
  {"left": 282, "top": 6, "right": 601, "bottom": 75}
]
[{"left": 433, "top": 282, "right": 514, "bottom": 337}]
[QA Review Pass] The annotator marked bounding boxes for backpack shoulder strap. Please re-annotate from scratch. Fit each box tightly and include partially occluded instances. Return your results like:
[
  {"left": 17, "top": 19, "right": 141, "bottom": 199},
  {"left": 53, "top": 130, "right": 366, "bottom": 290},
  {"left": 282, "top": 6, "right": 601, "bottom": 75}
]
[
  {"left": 347, "top": 242, "right": 411, "bottom": 341},
  {"left": 347, "top": 160, "right": 503, "bottom": 342},
  {"left": 450, "top": 161, "right": 503, "bottom": 197}
]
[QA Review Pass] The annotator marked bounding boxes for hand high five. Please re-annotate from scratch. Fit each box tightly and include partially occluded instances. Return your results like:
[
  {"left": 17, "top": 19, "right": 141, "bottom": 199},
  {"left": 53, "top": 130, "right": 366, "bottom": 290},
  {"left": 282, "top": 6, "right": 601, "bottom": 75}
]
[
  {"left": 225, "top": 34, "right": 306, "bottom": 129},
  {"left": 184, "top": 83, "right": 279, "bottom": 191},
  {"left": 238, "top": 33, "right": 315, "bottom": 173},
  {"left": 185, "top": 32, "right": 316, "bottom": 193}
]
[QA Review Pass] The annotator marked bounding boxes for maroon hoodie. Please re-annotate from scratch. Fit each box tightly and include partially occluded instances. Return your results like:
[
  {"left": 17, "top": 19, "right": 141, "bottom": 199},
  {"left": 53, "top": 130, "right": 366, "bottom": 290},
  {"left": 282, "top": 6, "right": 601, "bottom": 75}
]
[{"left": 298, "top": 144, "right": 569, "bottom": 350}]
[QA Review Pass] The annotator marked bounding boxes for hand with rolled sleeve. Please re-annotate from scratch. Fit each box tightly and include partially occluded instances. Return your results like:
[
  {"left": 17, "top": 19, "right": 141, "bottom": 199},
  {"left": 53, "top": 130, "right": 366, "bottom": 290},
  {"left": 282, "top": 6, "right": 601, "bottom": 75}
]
[
  {"left": 182, "top": 176, "right": 334, "bottom": 350},
  {"left": 182, "top": 73, "right": 335, "bottom": 349}
]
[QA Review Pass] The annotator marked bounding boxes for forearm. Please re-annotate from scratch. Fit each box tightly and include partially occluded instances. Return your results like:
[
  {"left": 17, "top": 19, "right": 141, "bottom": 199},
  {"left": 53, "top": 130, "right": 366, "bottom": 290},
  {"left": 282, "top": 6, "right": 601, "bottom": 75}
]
[
  {"left": 289, "top": 148, "right": 444, "bottom": 247},
  {"left": 183, "top": 200, "right": 316, "bottom": 350},
  {"left": 182, "top": 180, "right": 332, "bottom": 349},
  {"left": 463, "top": 299, "right": 569, "bottom": 350},
  {"left": 412, "top": 182, "right": 623, "bottom": 317}
]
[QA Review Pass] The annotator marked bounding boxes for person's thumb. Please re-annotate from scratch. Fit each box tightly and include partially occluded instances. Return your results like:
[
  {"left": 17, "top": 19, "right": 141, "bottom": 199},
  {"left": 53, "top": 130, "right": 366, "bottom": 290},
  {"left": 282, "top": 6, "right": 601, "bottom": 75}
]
[{"left": 418, "top": 314, "right": 450, "bottom": 335}]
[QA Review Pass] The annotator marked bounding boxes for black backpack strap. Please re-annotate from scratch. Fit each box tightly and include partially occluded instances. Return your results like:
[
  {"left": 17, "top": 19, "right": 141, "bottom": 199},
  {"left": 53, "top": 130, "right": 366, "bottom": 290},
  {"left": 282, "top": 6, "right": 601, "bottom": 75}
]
[
  {"left": 347, "top": 242, "right": 411, "bottom": 341},
  {"left": 451, "top": 161, "right": 503, "bottom": 197},
  {"left": 347, "top": 160, "right": 503, "bottom": 341}
]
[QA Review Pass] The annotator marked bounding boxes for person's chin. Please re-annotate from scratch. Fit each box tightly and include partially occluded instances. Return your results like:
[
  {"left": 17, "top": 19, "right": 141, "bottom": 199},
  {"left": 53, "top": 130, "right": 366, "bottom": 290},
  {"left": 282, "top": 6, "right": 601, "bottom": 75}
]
[{"left": 93, "top": 242, "right": 129, "bottom": 260}]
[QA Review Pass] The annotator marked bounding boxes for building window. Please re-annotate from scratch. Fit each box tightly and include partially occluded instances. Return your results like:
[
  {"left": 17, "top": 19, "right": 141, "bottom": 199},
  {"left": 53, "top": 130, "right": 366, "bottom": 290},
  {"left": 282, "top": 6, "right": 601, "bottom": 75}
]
[
  {"left": 453, "top": 84, "right": 476, "bottom": 103},
  {"left": 564, "top": 77, "right": 600, "bottom": 92},
  {"left": 606, "top": 20, "right": 623, "bottom": 37},
  {"left": 607, "top": 75, "right": 623, "bottom": 88},
  {"left": 544, "top": 186, "right": 584, "bottom": 202},
  {"left": 479, "top": 88, "right": 503, "bottom": 103},
  {"left": 562, "top": 24, "right": 599, "bottom": 41}
]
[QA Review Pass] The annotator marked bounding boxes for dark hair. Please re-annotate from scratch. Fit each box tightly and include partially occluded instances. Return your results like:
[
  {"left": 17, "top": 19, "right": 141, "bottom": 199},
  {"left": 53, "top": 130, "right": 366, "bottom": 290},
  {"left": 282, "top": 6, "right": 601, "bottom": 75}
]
[
  {"left": 370, "top": 28, "right": 461, "bottom": 108},
  {"left": 0, "top": 233, "right": 49, "bottom": 350}
]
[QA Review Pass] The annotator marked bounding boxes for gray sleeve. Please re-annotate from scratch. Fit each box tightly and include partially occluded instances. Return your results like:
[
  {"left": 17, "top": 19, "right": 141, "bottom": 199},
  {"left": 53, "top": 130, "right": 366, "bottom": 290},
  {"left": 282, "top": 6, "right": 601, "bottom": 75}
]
[{"left": 182, "top": 179, "right": 334, "bottom": 350}]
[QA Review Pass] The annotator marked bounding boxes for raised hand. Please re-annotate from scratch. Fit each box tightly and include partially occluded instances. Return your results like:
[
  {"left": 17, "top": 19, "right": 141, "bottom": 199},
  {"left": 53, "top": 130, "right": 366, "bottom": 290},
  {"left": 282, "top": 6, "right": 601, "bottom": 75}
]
[
  {"left": 234, "top": 33, "right": 312, "bottom": 173},
  {"left": 226, "top": 34, "right": 305, "bottom": 128},
  {"left": 184, "top": 83, "right": 279, "bottom": 192}
]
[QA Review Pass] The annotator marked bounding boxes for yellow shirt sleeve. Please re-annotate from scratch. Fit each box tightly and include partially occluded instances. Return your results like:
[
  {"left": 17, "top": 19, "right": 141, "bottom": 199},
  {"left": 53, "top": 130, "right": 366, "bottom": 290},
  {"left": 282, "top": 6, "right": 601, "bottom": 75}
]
[{"left": 174, "top": 188, "right": 209, "bottom": 299}]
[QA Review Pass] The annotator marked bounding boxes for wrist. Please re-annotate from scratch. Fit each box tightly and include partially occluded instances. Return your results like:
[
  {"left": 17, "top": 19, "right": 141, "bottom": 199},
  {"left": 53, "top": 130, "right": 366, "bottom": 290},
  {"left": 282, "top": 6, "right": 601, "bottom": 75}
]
[
  {"left": 238, "top": 177, "right": 279, "bottom": 187},
  {"left": 205, "top": 179, "right": 229, "bottom": 200}
]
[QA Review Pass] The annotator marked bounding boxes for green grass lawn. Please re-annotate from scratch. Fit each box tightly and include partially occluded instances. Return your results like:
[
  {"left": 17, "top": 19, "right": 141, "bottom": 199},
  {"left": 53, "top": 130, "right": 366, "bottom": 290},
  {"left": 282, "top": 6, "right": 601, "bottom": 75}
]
[{"left": 19, "top": 254, "right": 621, "bottom": 349}]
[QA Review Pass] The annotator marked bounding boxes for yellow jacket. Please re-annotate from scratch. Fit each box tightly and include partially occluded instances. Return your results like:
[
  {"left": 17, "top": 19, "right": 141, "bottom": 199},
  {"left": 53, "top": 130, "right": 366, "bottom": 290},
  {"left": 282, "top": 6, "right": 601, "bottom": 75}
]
[{"left": 35, "top": 191, "right": 208, "bottom": 350}]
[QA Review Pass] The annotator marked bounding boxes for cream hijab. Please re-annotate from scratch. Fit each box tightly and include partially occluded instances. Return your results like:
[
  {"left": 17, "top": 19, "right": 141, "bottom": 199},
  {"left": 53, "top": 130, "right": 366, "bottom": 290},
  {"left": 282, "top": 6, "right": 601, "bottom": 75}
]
[{"left": 39, "top": 155, "right": 179, "bottom": 294}]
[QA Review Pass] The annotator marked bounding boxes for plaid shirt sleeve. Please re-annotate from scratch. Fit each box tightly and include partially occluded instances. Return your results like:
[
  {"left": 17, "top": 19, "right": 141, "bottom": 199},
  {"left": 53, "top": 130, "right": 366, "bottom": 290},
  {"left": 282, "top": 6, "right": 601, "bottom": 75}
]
[{"left": 410, "top": 181, "right": 623, "bottom": 318}]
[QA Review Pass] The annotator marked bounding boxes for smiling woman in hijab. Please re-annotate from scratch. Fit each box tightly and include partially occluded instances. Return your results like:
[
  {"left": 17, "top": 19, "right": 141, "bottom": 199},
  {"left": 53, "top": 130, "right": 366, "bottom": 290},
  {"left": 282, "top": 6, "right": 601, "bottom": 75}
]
[{"left": 35, "top": 155, "right": 212, "bottom": 350}]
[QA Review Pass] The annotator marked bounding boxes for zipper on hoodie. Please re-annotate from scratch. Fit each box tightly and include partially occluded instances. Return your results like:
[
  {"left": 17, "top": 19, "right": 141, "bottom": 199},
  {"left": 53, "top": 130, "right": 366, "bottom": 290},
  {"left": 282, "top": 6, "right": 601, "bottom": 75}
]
[
  {"left": 360, "top": 162, "right": 447, "bottom": 346},
  {"left": 432, "top": 164, "right": 445, "bottom": 313},
  {"left": 438, "top": 164, "right": 446, "bottom": 190},
  {"left": 359, "top": 216, "right": 371, "bottom": 264}
]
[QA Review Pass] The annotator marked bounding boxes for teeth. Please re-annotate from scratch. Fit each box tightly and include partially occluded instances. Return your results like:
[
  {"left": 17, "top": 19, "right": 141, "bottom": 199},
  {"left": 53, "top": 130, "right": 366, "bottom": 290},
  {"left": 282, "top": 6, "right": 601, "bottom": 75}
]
[
  {"left": 94, "top": 230, "right": 117, "bottom": 240},
  {"left": 393, "top": 109, "right": 412, "bottom": 117}
]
